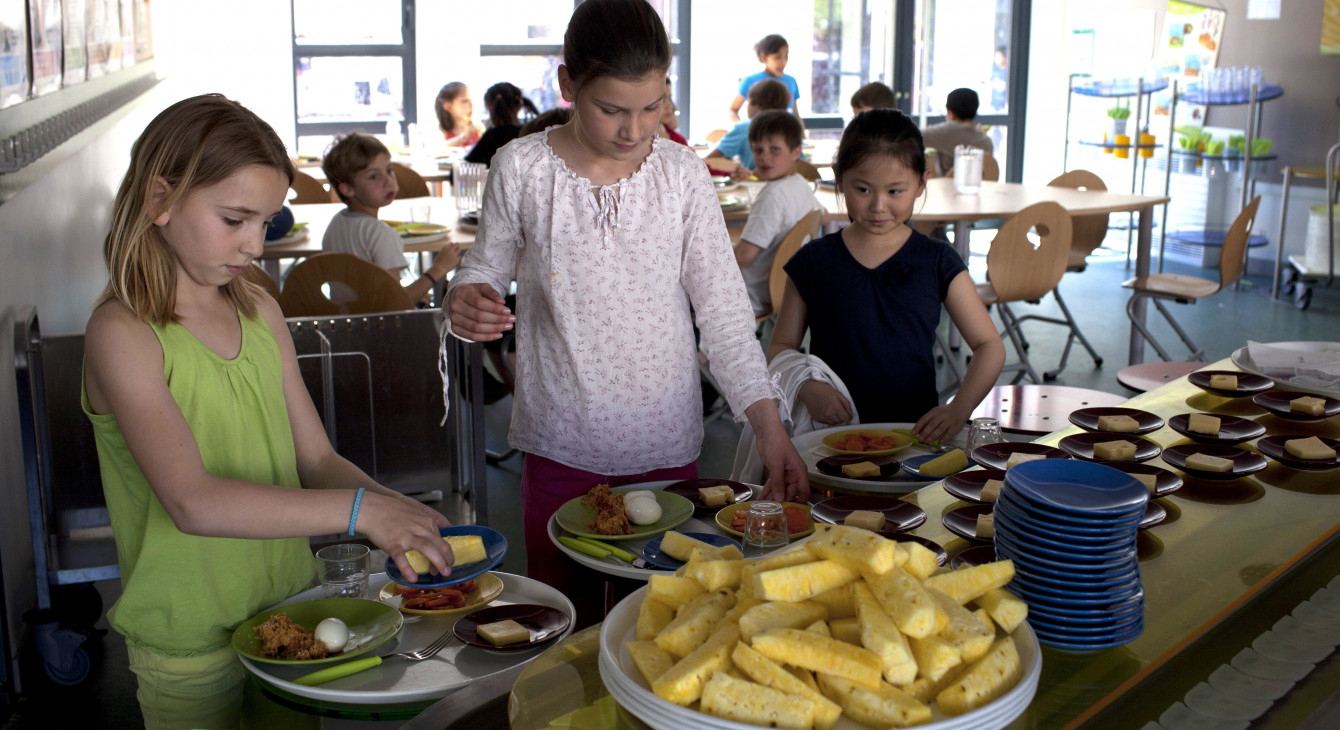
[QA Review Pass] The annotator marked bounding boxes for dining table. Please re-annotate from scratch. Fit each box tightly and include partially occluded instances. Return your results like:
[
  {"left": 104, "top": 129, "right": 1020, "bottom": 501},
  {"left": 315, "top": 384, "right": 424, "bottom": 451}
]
[{"left": 503, "top": 354, "right": 1340, "bottom": 729}]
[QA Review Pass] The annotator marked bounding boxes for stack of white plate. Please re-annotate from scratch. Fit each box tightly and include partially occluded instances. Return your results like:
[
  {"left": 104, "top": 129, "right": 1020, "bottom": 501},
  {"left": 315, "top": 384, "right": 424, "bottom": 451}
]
[
  {"left": 992, "top": 459, "right": 1148, "bottom": 652},
  {"left": 597, "top": 587, "right": 1042, "bottom": 730}
]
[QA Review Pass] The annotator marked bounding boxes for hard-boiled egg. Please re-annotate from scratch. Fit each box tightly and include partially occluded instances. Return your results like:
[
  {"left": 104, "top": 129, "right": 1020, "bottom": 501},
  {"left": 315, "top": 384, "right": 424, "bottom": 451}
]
[
  {"left": 621, "top": 490, "right": 655, "bottom": 505},
  {"left": 314, "top": 617, "right": 350, "bottom": 653},
  {"left": 625, "top": 497, "right": 663, "bottom": 525}
]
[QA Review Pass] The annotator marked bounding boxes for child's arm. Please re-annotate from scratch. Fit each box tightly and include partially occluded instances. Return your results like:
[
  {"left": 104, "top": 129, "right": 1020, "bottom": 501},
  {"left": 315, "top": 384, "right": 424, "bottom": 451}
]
[
  {"left": 728, "top": 94, "right": 746, "bottom": 123},
  {"left": 733, "top": 238, "right": 763, "bottom": 269},
  {"left": 911, "top": 271, "right": 1005, "bottom": 444},
  {"left": 446, "top": 151, "right": 522, "bottom": 341},
  {"left": 769, "top": 279, "right": 853, "bottom": 426},
  {"left": 747, "top": 399, "right": 810, "bottom": 503},
  {"left": 403, "top": 244, "right": 464, "bottom": 303}
]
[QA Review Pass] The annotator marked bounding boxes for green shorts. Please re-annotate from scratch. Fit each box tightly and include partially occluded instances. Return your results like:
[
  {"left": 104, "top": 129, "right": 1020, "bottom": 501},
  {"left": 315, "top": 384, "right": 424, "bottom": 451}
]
[{"left": 126, "top": 644, "right": 319, "bottom": 729}]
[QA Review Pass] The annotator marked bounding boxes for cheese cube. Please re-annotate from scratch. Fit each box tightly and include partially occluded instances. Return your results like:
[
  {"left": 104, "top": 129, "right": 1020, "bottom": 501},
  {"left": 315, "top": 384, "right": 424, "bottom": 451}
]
[
  {"left": 1291, "top": 396, "right": 1326, "bottom": 416},
  {"left": 920, "top": 448, "right": 969, "bottom": 477},
  {"left": 980, "top": 479, "right": 1003, "bottom": 502},
  {"left": 1186, "top": 413, "right": 1221, "bottom": 436},
  {"left": 1132, "top": 473, "right": 1158, "bottom": 492},
  {"left": 1186, "top": 452, "right": 1234, "bottom": 472},
  {"left": 975, "top": 513, "right": 995, "bottom": 538},
  {"left": 1285, "top": 437, "right": 1336, "bottom": 461},
  {"left": 841, "top": 461, "right": 881, "bottom": 478},
  {"left": 1005, "top": 452, "right": 1045, "bottom": 469},
  {"left": 1093, "top": 440, "right": 1137, "bottom": 460},
  {"left": 843, "top": 510, "right": 886, "bottom": 532},
  {"left": 477, "top": 619, "right": 530, "bottom": 646},
  {"left": 699, "top": 486, "right": 734, "bottom": 507},
  {"left": 1209, "top": 374, "right": 1238, "bottom": 390},
  {"left": 1097, "top": 415, "right": 1139, "bottom": 432}
]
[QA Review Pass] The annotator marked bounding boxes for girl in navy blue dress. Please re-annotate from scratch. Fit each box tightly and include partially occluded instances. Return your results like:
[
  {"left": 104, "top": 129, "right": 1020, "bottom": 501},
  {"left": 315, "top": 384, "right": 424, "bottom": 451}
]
[{"left": 767, "top": 109, "right": 1004, "bottom": 444}]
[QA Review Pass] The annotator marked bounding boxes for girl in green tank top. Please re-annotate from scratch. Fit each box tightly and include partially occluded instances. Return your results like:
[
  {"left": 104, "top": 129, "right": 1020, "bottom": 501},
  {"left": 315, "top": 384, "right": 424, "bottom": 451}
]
[{"left": 84, "top": 95, "right": 457, "bottom": 728}]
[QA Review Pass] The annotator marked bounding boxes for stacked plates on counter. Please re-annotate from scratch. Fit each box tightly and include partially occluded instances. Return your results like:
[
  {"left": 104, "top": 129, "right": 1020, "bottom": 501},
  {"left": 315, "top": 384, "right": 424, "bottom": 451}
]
[{"left": 992, "top": 459, "right": 1148, "bottom": 652}]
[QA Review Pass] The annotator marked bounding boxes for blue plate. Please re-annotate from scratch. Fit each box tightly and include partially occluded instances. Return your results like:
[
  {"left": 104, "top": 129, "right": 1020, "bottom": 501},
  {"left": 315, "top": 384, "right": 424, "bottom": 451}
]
[
  {"left": 1005, "top": 460, "right": 1150, "bottom": 517},
  {"left": 996, "top": 491, "right": 1145, "bottom": 531},
  {"left": 1005, "top": 565, "right": 1142, "bottom": 597},
  {"left": 385, "top": 525, "right": 508, "bottom": 588},
  {"left": 1033, "top": 620, "right": 1144, "bottom": 652},
  {"left": 641, "top": 532, "right": 740, "bottom": 571},
  {"left": 994, "top": 496, "right": 1143, "bottom": 539},
  {"left": 995, "top": 511, "right": 1142, "bottom": 556},
  {"left": 994, "top": 532, "right": 1138, "bottom": 573},
  {"left": 901, "top": 453, "right": 976, "bottom": 480},
  {"left": 996, "top": 542, "right": 1140, "bottom": 585},
  {"left": 1030, "top": 611, "right": 1143, "bottom": 635},
  {"left": 1028, "top": 601, "right": 1144, "bottom": 625},
  {"left": 1013, "top": 585, "right": 1144, "bottom": 613}
]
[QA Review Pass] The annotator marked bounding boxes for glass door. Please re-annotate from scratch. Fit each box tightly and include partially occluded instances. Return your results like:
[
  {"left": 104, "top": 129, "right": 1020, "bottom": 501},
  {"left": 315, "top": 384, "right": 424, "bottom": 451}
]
[{"left": 893, "top": 0, "right": 1029, "bottom": 181}]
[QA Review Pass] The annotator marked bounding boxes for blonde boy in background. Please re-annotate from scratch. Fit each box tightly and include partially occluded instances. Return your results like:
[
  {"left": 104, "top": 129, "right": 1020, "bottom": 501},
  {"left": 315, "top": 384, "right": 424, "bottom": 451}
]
[
  {"left": 706, "top": 78, "right": 792, "bottom": 180},
  {"left": 734, "top": 109, "right": 827, "bottom": 318}
]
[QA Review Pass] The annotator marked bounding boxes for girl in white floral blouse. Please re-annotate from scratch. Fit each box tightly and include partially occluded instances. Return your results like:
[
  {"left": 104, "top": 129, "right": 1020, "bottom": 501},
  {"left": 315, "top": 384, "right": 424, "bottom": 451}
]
[{"left": 446, "top": 0, "right": 808, "bottom": 624}]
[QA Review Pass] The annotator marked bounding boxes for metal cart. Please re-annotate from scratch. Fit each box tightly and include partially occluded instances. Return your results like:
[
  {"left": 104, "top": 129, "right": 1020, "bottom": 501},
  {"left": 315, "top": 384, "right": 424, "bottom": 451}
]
[{"left": 1275, "top": 142, "right": 1339, "bottom": 310}]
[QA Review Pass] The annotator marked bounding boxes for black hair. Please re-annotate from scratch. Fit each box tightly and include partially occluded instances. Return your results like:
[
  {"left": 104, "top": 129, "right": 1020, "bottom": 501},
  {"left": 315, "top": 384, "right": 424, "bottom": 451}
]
[
  {"left": 563, "top": 0, "right": 672, "bottom": 93},
  {"left": 483, "top": 82, "right": 540, "bottom": 128},
  {"left": 850, "top": 82, "right": 895, "bottom": 111},
  {"left": 834, "top": 108, "right": 926, "bottom": 186},
  {"left": 747, "top": 78, "right": 792, "bottom": 112},
  {"left": 945, "top": 88, "right": 980, "bottom": 120},
  {"left": 434, "top": 82, "right": 469, "bottom": 134},
  {"left": 748, "top": 109, "right": 803, "bottom": 150},
  {"left": 755, "top": 34, "right": 788, "bottom": 57},
  {"left": 520, "top": 108, "right": 573, "bottom": 137}
]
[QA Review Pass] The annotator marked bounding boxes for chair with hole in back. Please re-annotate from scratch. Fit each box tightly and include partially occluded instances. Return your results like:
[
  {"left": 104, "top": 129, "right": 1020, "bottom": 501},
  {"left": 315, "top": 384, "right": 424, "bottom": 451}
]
[
  {"left": 795, "top": 159, "right": 822, "bottom": 186},
  {"left": 1123, "top": 196, "right": 1261, "bottom": 362},
  {"left": 391, "top": 162, "right": 432, "bottom": 199},
  {"left": 277, "top": 253, "right": 414, "bottom": 317},
  {"left": 240, "top": 262, "right": 282, "bottom": 300},
  {"left": 1005, "top": 170, "right": 1109, "bottom": 380},
  {"left": 976, "top": 201, "right": 1073, "bottom": 384},
  {"left": 705, "top": 129, "right": 728, "bottom": 144},
  {"left": 290, "top": 170, "right": 333, "bottom": 204}
]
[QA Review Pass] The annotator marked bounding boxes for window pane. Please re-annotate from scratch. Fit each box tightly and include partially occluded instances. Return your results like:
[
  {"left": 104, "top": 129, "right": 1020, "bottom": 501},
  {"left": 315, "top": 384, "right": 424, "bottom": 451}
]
[
  {"left": 917, "top": 0, "right": 1013, "bottom": 116},
  {"left": 294, "top": 0, "right": 403, "bottom": 45},
  {"left": 476, "top": 1, "right": 573, "bottom": 44},
  {"left": 474, "top": 56, "right": 566, "bottom": 113},
  {"left": 297, "top": 57, "right": 404, "bottom": 125}
]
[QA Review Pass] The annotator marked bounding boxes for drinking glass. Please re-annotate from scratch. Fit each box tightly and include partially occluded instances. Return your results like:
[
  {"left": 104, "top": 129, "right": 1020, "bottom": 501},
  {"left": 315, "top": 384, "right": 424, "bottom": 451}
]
[
  {"left": 453, "top": 161, "right": 487, "bottom": 218},
  {"left": 742, "top": 501, "right": 788, "bottom": 558},
  {"left": 316, "top": 544, "right": 369, "bottom": 599},
  {"left": 953, "top": 146, "right": 984, "bottom": 195},
  {"left": 967, "top": 417, "right": 1005, "bottom": 455}
]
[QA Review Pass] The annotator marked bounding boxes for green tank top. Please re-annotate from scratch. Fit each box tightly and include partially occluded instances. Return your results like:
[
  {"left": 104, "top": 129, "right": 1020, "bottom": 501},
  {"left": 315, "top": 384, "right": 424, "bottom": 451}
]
[{"left": 83, "top": 311, "right": 316, "bottom": 656}]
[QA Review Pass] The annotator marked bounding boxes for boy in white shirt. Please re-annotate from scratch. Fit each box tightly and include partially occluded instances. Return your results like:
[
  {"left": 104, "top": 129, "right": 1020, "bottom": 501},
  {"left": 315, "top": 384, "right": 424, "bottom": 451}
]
[{"left": 734, "top": 110, "right": 826, "bottom": 318}]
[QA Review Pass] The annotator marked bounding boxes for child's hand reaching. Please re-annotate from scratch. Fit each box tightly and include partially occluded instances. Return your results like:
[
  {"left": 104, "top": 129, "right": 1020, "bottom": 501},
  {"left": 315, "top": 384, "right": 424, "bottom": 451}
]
[
  {"left": 448, "top": 283, "right": 515, "bottom": 341},
  {"left": 731, "top": 166, "right": 754, "bottom": 182},
  {"left": 912, "top": 405, "right": 967, "bottom": 447},
  {"left": 432, "top": 243, "right": 465, "bottom": 274},
  {"left": 357, "top": 491, "right": 453, "bottom": 582},
  {"left": 798, "top": 381, "right": 853, "bottom": 426}
]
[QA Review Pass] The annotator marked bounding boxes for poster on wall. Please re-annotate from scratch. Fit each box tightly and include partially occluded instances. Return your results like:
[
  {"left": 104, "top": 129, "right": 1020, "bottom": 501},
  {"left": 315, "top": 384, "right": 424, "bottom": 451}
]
[
  {"left": 61, "top": 0, "right": 86, "bottom": 85},
  {"left": 0, "top": 0, "right": 29, "bottom": 108},
  {"left": 28, "top": 0, "right": 62, "bottom": 96},
  {"left": 84, "top": 0, "right": 112, "bottom": 78},
  {"left": 116, "top": 0, "right": 130, "bottom": 68},
  {"left": 1324, "top": 0, "right": 1340, "bottom": 54},
  {"left": 1151, "top": 1, "right": 1226, "bottom": 127},
  {"left": 132, "top": 0, "right": 148, "bottom": 61}
]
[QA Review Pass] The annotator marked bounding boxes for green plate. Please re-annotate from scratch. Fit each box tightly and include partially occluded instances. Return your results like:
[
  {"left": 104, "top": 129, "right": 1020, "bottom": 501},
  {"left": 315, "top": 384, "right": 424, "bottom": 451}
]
[
  {"left": 554, "top": 488, "right": 693, "bottom": 541},
  {"left": 231, "top": 598, "right": 403, "bottom": 666}
]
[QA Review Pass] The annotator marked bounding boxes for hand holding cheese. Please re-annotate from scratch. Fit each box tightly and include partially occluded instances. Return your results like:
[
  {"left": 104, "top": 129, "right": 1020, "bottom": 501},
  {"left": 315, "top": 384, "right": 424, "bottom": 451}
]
[{"left": 405, "top": 535, "right": 487, "bottom": 575}]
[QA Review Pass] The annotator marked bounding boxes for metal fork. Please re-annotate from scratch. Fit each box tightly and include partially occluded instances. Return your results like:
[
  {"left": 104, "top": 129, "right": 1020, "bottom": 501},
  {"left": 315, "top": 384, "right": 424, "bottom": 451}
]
[
  {"left": 293, "top": 629, "right": 455, "bottom": 686},
  {"left": 389, "top": 629, "right": 455, "bottom": 662}
]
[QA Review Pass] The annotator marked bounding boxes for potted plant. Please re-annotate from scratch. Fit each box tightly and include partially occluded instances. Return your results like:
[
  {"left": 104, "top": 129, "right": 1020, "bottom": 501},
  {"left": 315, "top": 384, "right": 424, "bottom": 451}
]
[
  {"left": 1226, "top": 134, "right": 1246, "bottom": 171},
  {"left": 1174, "top": 125, "right": 1203, "bottom": 173},
  {"left": 1249, "top": 138, "right": 1272, "bottom": 175},
  {"left": 1107, "top": 101, "right": 1132, "bottom": 138}
]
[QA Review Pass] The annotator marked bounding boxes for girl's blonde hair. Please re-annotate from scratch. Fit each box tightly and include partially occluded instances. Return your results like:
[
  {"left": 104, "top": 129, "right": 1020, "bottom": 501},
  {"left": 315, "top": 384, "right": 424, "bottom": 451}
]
[{"left": 99, "top": 93, "right": 295, "bottom": 324}]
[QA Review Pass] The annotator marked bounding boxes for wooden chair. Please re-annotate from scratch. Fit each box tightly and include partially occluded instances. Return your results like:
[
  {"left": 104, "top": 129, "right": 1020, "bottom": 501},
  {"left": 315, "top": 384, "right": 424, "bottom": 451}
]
[
  {"left": 1005, "top": 170, "right": 1109, "bottom": 379},
  {"left": 1122, "top": 196, "right": 1261, "bottom": 362},
  {"left": 276, "top": 253, "right": 414, "bottom": 317},
  {"left": 795, "top": 159, "right": 821, "bottom": 185},
  {"left": 757, "top": 209, "right": 823, "bottom": 324},
  {"left": 705, "top": 129, "right": 728, "bottom": 144},
  {"left": 392, "top": 162, "right": 432, "bottom": 199},
  {"left": 976, "top": 201, "right": 1073, "bottom": 384},
  {"left": 290, "top": 171, "right": 333, "bottom": 204},
  {"left": 981, "top": 151, "right": 1001, "bottom": 182},
  {"left": 240, "top": 263, "right": 281, "bottom": 299}
]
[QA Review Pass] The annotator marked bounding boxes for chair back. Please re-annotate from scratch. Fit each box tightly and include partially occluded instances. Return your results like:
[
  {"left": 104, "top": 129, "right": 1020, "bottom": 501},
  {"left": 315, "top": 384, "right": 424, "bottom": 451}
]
[
  {"left": 277, "top": 253, "right": 414, "bottom": 317},
  {"left": 795, "top": 159, "right": 821, "bottom": 183},
  {"left": 1047, "top": 169, "right": 1110, "bottom": 269},
  {"left": 1216, "top": 196, "right": 1261, "bottom": 289},
  {"left": 986, "top": 201, "right": 1073, "bottom": 302},
  {"left": 765, "top": 210, "right": 823, "bottom": 317},
  {"left": 241, "top": 263, "right": 281, "bottom": 299},
  {"left": 392, "top": 163, "right": 432, "bottom": 199},
  {"left": 705, "top": 129, "right": 728, "bottom": 144},
  {"left": 981, "top": 151, "right": 1001, "bottom": 182},
  {"left": 291, "top": 171, "right": 332, "bottom": 204}
]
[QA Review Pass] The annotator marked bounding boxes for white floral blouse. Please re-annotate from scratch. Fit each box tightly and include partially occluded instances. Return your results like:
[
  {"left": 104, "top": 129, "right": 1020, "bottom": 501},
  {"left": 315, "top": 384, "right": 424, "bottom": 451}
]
[{"left": 447, "top": 130, "right": 773, "bottom": 474}]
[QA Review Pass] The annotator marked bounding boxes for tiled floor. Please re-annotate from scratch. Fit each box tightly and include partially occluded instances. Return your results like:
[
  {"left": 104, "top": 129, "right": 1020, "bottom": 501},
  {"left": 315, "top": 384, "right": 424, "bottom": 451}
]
[{"left": 5, "top": 232, "right": 1339, "bottom": 729}]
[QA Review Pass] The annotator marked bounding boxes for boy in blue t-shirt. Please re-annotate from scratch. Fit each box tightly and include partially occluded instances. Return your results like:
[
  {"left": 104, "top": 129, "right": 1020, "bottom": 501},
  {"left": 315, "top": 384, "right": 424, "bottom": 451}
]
[
  {"left": 707, "top": 78, "right": 791, "bottom": 179},
  {"left": 729, "top": 34, "right": 802, "bottom": 124}
]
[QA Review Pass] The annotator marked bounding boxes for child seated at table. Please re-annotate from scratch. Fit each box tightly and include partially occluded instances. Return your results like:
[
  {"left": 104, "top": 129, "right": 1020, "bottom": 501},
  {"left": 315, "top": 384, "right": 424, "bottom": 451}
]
[
  {"left": 707, "top": 78, "right": 792, "bottom": 181},
  {"left": 850, "top": 81, "right": 895, "bottom": 115},
  {"left": 435, "top": 81, "right": 483, "bottom": 147},
  {"left": 734, "top": 110, "right": 826, "bottom": 318},
  {"left": 465, "top": 82, "right": 540, "bottom": 166},
  {"left": 320, "top": 133, "right": 462, "bottom": 303}
]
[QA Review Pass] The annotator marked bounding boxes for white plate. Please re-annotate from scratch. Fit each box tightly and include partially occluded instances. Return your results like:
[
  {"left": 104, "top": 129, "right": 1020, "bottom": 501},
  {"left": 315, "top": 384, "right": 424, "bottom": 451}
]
[
  {"left": 265, "top": 229, "right": 310, "bottom": 247},
  {"left": 239, "top": 572, "right": 573, "bottom": 704},
  {"left": 1231, "top": 342, "right": 1340, "bottom": 399},
  {"left": 598, "top": 586, "right": 1041, "bottom": 730},
  {"left": 792, "top": 422, "right": 968, "bottom": 494}
]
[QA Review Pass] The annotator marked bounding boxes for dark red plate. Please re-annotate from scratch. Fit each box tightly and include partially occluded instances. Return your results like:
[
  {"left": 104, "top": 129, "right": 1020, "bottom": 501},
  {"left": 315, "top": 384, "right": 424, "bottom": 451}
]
[
  {"left": 969, "top": 442, "right": 1071, "bottom": 471},
  {"left": 663, "top": 479, "right": 753, "bottom": 513},
  {"left": 943, "top": 503, "right": 995, "bottom": 542},
  {"left": 809, "top": 495, "right": 926, "bottom": 535},
  {"left": 814, "top": 455, "right": 901, "bottom": 480},
  {"left": 941, "top": 468, "right": 1008, "bottom": 503},
  {"left": 1068, "top": 407, "right": 1165, "bottom": 435},
  {"left": 1059, "top": 433, "right": 1161, "bottom": 463},
  {"left": 1255, "top": 436, "right": 1340, "bottom": 471},
  {"left": 1252, "top": 391, "right": 1340, "bottom": 422},
  {"left": 1161, "top": 444, "right": 1268, "bottom": 480},
  {"left": 1140, "top": 500, "right": 1168, "bottom": 530},
  {"left": 951, "top": 544, "right": 999, "bottom": 569},
  {"left": 1166, "top": 413, "right": 1266, "bottom": 445},
  {"left": 1187, "top": 370, "right": 1273, "bottom": 398},
  {"left": 453, "top": 604, "right": 570, "bottom": 652},
  {"left": 1104, "top": 462, "right": 1184, "bottom": 497}
]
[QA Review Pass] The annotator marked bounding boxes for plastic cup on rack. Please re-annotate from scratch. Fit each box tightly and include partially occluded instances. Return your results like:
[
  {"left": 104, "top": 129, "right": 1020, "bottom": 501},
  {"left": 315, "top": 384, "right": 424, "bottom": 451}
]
[{"left": 1115, "top": 134, "right": 1131, "bottom": 159}]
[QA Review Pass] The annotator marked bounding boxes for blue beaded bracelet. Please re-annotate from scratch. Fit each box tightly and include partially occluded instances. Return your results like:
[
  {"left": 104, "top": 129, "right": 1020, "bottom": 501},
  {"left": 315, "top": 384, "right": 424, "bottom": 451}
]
[{"left": 348, "top": 487, "right": 366, "bottom": 536}]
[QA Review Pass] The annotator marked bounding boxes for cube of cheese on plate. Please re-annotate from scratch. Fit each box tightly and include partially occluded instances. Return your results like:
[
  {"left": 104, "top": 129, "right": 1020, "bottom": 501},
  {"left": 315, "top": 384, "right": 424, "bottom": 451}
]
[
  {"left": 699, "top": 485, "right": 734, "bottom": 507},
  {"left": 1186, "top": 413, "right": 1221, "bottom": 436},
  {"left": 1209, "top": 374, "right": 1238, "bottom": 390},
  {"left": 1093, "top": 440, "right": 1136, "bottom": 460},
  {"left": 1186, "top": 452, "right": 1234, "bottom": 472},
  {"left": 980, "top": 479, "right": 1003, "bottom": 502},
  {"left": 1132, "top": 473, "right": 1158, "bottom": 491},
  {"left": 1005, "top": 452, "right": 1045, "bottom": 469},
  {"left": 843, "top": 510, "right": 886, "bottom": 532},
  {"left": 841, "top": 461, "right": 881, "bottom": 478},
  {"left": 1290, "top": 396, "right": 1326, "bottom": 416},
  {"left": 1285, "top": 436, "right": 1336, "bottom": 461},
  {"left": 975, "top": 513, "right": 995, "bottom": 538},
  {"left": 1097, "top": 414, "right": 1139, "bottom": 432}
]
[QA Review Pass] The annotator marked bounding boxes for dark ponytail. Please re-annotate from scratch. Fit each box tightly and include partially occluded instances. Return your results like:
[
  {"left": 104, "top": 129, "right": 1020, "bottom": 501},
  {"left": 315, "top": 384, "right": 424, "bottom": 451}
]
[{"left": 483, "top": 82, "right": 537, "bottom": 128}]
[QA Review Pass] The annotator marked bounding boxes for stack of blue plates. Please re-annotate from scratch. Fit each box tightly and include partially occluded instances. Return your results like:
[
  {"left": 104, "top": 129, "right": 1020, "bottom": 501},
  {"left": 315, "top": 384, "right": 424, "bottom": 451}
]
[{"left": 992, "top": 459, "right": 1149, "bottom": 652}]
